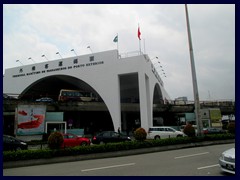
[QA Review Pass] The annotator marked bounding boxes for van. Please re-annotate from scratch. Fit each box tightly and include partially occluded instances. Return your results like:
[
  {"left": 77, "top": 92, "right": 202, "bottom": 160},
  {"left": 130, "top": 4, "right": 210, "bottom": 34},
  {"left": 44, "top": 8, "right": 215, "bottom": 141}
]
[{"left": 147, "top": 126, "right": 185, "bottom": 140}]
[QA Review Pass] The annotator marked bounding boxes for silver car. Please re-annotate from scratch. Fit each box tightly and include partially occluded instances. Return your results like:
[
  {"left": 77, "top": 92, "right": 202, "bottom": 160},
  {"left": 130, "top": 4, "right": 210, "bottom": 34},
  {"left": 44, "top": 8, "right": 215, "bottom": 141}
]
[
  {"left": 147, "top": 126, "right": 185, "bottom": 140},
  {"left": 219, "top": 147, "right": 235, "bottom": 174}
]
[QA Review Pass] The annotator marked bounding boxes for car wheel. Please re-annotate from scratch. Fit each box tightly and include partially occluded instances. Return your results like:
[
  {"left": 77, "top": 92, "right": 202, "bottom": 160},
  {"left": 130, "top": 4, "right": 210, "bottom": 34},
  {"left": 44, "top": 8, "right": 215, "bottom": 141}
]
[
  {"left": 154, "top": 136, "right": 160, "bottom": 140},
  {"left": 81, "top": 142, "right": 87, "bottom": 146}
]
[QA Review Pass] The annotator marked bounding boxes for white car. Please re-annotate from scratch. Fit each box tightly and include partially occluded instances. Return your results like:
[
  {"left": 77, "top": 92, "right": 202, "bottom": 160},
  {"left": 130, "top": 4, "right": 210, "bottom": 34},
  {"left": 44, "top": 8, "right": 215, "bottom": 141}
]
[
  {"left": 219, "top": 147, "right": 235, "bottom": 174},
  {"left": 147, "top": 126, "right": 185, "bottom": 140}
]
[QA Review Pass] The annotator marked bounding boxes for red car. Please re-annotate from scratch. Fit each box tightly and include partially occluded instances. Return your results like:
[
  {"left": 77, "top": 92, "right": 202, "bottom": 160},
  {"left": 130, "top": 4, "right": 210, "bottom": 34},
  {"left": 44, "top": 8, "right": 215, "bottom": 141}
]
[{"left": 62, "top": 133, "right": 90, "bottom": 148}]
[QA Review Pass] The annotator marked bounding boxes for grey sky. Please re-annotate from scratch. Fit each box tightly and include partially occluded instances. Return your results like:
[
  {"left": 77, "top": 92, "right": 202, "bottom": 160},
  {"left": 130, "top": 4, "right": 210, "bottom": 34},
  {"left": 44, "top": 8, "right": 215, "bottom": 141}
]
[{"left": 3, "top": 4, "right": 235, "bottom": 101}]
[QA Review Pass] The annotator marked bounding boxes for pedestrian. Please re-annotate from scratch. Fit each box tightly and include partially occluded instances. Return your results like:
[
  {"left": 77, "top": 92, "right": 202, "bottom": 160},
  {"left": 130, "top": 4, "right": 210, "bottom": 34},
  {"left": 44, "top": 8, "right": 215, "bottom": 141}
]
[{"left": 118, "top": 127, "right": 120, "bottom": 134}]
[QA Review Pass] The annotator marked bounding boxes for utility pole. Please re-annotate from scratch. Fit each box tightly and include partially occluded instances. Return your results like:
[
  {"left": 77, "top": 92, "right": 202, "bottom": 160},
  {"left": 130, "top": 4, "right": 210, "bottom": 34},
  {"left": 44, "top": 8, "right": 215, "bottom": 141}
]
[{"left": 185, "top": 4, "right": 203, "bottom": 136}]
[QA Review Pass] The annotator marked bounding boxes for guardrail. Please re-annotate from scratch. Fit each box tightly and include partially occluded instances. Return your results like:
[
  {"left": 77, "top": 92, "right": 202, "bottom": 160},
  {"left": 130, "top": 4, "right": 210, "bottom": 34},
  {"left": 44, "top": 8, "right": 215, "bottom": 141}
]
[{"left": 168, "top": 100, "right": 235, "bottom": 107}]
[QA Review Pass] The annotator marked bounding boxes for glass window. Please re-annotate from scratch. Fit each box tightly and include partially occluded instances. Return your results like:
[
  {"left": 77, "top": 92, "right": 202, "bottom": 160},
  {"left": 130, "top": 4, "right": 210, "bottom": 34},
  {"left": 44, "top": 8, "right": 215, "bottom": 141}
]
[
  {"left": 89, "top": 56, "right": 94, "bottom": 62},
  {"left": 103, "top": 132, "right": 110, "bottom": 137},
  {"left": 59, "top": 61, "right": 63, "bottom": 67},
  {"left": 73, "top": 59, "right": 78, "bottom": 64},
  {"left": 63, "top": 135, "right": 68, "bottom": 139},
  {"left": 32, "top": 66, "right": 36, "bottom": 71},
  {"left": 68, "top": 135, "right": 74, "bottom": 139}
]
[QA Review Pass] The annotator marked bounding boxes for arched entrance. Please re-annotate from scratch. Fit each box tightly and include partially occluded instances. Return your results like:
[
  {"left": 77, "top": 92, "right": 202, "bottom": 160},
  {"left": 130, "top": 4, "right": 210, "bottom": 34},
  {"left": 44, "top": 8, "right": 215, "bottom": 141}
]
[
  {"left": 19, "top": 75, "right": 114, "bottom": 135},
  {"left": 152, "top": 83, "right": 164, "bottom": 126}
]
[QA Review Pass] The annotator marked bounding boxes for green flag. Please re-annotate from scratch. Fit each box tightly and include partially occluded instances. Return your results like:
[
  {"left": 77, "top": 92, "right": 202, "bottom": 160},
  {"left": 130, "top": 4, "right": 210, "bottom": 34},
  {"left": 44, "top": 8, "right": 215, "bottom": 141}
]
[{"left": 113, "top": 35, "right": 118, "bottom": 43}]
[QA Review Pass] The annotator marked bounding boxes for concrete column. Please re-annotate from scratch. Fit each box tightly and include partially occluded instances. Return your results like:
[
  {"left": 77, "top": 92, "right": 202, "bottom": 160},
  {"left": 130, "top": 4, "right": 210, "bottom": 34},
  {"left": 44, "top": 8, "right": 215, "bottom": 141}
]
[{"left": 138, "top": 73, "right": 151, "bottom": 131}]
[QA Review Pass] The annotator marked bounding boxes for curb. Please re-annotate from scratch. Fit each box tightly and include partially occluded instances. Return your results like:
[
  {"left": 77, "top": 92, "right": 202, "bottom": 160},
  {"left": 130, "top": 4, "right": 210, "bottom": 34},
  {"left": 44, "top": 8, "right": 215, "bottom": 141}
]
[{"left": 3, "top": 139, "right": 235, "bottom": 169}]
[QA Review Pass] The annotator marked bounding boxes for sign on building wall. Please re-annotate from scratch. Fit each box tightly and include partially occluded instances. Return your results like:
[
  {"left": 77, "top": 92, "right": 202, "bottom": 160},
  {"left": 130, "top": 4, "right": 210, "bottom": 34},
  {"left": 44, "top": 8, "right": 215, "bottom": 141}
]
[
  {"left": 209, "top": 108, "right": 222, "bottom": 122},
  {"left": 45, "top": 112, "right": 64, "bottom": 122},
  {"left": 16, "top": 105, "right": 46, "bottom": 135}
]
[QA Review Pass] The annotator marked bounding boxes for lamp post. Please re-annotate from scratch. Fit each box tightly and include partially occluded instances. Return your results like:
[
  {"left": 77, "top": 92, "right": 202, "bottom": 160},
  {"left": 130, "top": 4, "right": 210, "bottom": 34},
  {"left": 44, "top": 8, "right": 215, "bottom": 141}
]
[
  {"left": 16, "top": 60, "right": 23, "bottom": 65},
  {"left": 71, "top": 49, "right": 78, "bottom": 56},
  {"left": 185, "top": 4, "right": 203, "bottom": 136},
  {"left": 56, "top": 52, "right": 63, "bottom": 59},
  {"left": 87, "top": 46, "right": 93, "bottom": 53},
  {"left": 154, "top": 62, "right": 162, "bottom": 68},
  {"left": 28, "top": 57, "right": 35, "bottom": 63},
  {"left": 41, "top": 54, "right": 49, "bottom": 61},
  {"left": 150, "top": 56, "right": 158, "bottom": 61}
]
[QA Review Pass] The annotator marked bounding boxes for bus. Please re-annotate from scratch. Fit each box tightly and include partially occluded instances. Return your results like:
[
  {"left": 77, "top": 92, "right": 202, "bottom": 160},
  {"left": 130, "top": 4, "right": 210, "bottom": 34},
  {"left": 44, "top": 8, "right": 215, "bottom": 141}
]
[{"left": 58, "top": 89, "right": 97, "bottom": 102}]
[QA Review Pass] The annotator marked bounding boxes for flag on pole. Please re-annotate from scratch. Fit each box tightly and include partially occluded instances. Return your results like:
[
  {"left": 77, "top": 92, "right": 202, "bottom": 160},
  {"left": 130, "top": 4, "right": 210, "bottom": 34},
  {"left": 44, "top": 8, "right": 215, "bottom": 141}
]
[
  {"left": 113, "top": 35, "right": 118, "bottom": 43},
  {"left": 138, "top": 26, "right": 141, "bottom": 40}
]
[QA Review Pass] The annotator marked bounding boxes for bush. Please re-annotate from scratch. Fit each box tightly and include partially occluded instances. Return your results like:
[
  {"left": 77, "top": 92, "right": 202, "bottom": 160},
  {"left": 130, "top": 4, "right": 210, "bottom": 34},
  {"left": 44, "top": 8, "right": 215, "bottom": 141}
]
[
  {"left": 134, "top": 127, "right": 147, "bottom": 141},
  {"left": 227, "top": 122, "right": 235, "bottom": 134},
  {"left": 183, "top": 124, "right": 196, "bottom": 137},
  {"left": 48, "top": 131, "right": 64, "bottom": 149},
  {"left": 3, "top": 134, "right": 235, "bottom": 162}
]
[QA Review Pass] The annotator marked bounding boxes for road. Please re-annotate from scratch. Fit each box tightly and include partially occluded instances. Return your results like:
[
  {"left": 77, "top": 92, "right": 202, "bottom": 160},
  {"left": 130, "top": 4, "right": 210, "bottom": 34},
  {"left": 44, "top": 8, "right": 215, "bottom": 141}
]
[{"left": 3, "top": 143, "right": 234, "bottom": 176}]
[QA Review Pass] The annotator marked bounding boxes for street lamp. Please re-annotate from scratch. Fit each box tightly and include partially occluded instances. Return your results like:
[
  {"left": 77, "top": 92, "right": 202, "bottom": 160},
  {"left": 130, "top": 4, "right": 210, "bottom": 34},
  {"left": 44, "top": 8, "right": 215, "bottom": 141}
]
[
  {"left": 41, "top": 54, "right": 49, "bottom": 61},
  {"left": 87, "top": 46, "right": 93, "bottom": 53},
  {"left": 16, "top": 60, "right": 23, "bottom": 65},
  {"left": 150, "top": 56, "right": 158, "bottom": 61},
  {"left": 71, "top": 49, "right": 78, "bottom": 56},
  {"left": 28, "top": 57, "right": 35, "bottom": 63},
  {"left": 56, "top": 52, "right": 63, "bottom": 59},
  {"left": 185, "top": 4, "right": 203, "bottom": 136}
]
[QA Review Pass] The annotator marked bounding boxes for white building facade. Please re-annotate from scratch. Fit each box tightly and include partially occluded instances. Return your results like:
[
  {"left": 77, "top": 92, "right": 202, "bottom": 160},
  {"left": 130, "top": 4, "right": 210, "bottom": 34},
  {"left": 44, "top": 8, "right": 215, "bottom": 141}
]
[{"left": 3, "top": 50, "right": 170, "bottom": 132}]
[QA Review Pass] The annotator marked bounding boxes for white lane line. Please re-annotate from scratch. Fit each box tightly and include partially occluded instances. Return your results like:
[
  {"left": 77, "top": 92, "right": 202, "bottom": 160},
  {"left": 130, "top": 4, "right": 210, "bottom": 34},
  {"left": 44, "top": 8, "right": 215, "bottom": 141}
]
[
  {"left": 197, "top": 164, "right": 220, "bottom": 170},
  {"left": 81, "top": 163, "right": 136, "bottom": 172},
  {"left": 174, "top": 152, "right": 209, "bottom": 159}
]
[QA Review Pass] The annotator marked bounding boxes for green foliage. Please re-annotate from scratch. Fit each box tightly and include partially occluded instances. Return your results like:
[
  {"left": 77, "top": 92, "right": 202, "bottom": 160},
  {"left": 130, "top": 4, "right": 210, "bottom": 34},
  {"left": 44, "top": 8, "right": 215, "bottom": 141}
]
[
  {"left": 48, "top": 131, "right": 64, "bottom": 150},
  {"left": 3, "top": 133, "right": 235, "bottom": 162},
  {"left": 134, "top": 127, "right": 147, "bottom": 141},
  {"left": 183, "top": 124, "right": 196, "bottom": 137},
  {"left": 227, "top": 122, "right": 235, "bottom": 134}
]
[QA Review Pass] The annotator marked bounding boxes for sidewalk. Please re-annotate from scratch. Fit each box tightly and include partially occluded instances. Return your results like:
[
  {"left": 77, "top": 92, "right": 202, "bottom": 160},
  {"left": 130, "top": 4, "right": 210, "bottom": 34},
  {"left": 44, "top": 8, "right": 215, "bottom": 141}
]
[{"left": 3, "top": 139, "right": 235, "bottom": 169}]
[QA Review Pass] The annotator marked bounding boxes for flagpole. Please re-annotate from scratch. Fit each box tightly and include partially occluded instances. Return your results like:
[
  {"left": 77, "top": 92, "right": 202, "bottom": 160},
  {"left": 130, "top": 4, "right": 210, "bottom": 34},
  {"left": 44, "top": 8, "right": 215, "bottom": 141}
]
[
  {"left": 143, "top": 38, "right": 146, "bottom": 54},
  {"left": 138, "top": 24, "right": 142, "bottom": 55},
  {"left": 117, "top": 33, "right": 119, "bottom": 53},
  {"left": 139, "top": 39, "right": 141, "bottom": 55}
]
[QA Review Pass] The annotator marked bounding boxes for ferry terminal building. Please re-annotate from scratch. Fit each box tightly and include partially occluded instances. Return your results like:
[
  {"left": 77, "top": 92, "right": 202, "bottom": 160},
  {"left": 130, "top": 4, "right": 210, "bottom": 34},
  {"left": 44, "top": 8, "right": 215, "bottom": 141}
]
[{"left": 3, "top": 50, "right": 172, "bottom": 139}]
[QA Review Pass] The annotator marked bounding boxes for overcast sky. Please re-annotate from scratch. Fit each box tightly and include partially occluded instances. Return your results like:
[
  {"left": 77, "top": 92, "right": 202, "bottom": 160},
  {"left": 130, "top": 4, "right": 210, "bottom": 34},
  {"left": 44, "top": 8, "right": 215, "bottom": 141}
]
[{"left": 3, "top": 4, "right": 235, "bottom": 101}]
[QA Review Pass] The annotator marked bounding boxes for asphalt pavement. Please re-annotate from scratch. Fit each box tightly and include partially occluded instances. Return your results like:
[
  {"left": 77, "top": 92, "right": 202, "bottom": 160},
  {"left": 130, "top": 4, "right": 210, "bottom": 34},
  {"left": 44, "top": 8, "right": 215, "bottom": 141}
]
[
  {"left": 3, "top": 143, "right": 235, "bottom": 176},
  {"left": 3, "top": 139, "right": 234, "bottom": 169}
]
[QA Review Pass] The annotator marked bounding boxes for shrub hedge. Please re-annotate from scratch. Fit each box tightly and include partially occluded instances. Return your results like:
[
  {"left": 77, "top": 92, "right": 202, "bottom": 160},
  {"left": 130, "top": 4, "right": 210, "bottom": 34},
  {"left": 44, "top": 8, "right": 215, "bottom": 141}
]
[{"left": 3, "top": 133, "right": 235, "bottom": 162}]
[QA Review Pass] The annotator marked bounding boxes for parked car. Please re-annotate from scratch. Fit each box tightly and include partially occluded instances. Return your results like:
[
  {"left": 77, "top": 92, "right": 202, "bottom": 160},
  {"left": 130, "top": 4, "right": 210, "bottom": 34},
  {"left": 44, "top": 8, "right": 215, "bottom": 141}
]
[
  {"left": 62, "top": 133, "right": 90, "bottom": 148},
  {"left": 35, "top": 97, "right": 54, "bottom": 103},
  {"left": 219, "top": 147, "right": 235, "bottom": 174},
  {"left": 3, "top": 135, "right": 28, "bottom": 151},
  {"left": 147, "top": 126, "right": 185, "bottom": 140},
  {"left": 92, "top": 131, "right": 131, "bottom": 144},
  {"left": 202, "top": 128, "right": 226, "bottom": 135}
]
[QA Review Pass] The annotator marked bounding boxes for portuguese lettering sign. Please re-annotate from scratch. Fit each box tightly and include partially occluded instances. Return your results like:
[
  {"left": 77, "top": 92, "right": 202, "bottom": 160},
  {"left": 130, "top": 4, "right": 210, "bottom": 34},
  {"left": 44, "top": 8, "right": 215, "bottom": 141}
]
[{"left": 12, "top": 60, "right": 104, "bottom": 78}]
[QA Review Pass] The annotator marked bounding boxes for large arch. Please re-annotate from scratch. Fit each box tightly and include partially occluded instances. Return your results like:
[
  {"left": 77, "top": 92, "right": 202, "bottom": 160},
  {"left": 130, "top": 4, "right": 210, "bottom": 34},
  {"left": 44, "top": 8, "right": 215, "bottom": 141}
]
[
  {"left": 19, "top": 75, "right": 114, "bottom": 133},
  {"left": 153, "top": 83, "right": 164, "bottom": 104},
  {"left": 152, "top": 83, "right": 164, "bottom": 126},
  {"left": 19, "top": 75, "right": 100, "bottom": 100}
]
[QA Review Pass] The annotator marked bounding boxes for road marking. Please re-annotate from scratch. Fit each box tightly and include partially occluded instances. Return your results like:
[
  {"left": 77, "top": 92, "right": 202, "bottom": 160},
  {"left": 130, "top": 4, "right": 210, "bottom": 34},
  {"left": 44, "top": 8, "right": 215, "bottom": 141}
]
[
  {"left": 81, "top": 163, "right": 136, "bottom": 172},
  {"left": 174, "top": 152, "right": 209, "bottom": 159},
  {"left": 197, "top": 164, "right": 219, "bottom": 170}
]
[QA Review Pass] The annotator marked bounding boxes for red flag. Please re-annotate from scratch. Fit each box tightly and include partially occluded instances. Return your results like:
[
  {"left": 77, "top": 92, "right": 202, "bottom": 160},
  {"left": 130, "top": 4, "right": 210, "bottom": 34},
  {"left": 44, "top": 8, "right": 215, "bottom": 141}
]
[{"left": 138, "top": 27, "right": 141, "bottom": 40}]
